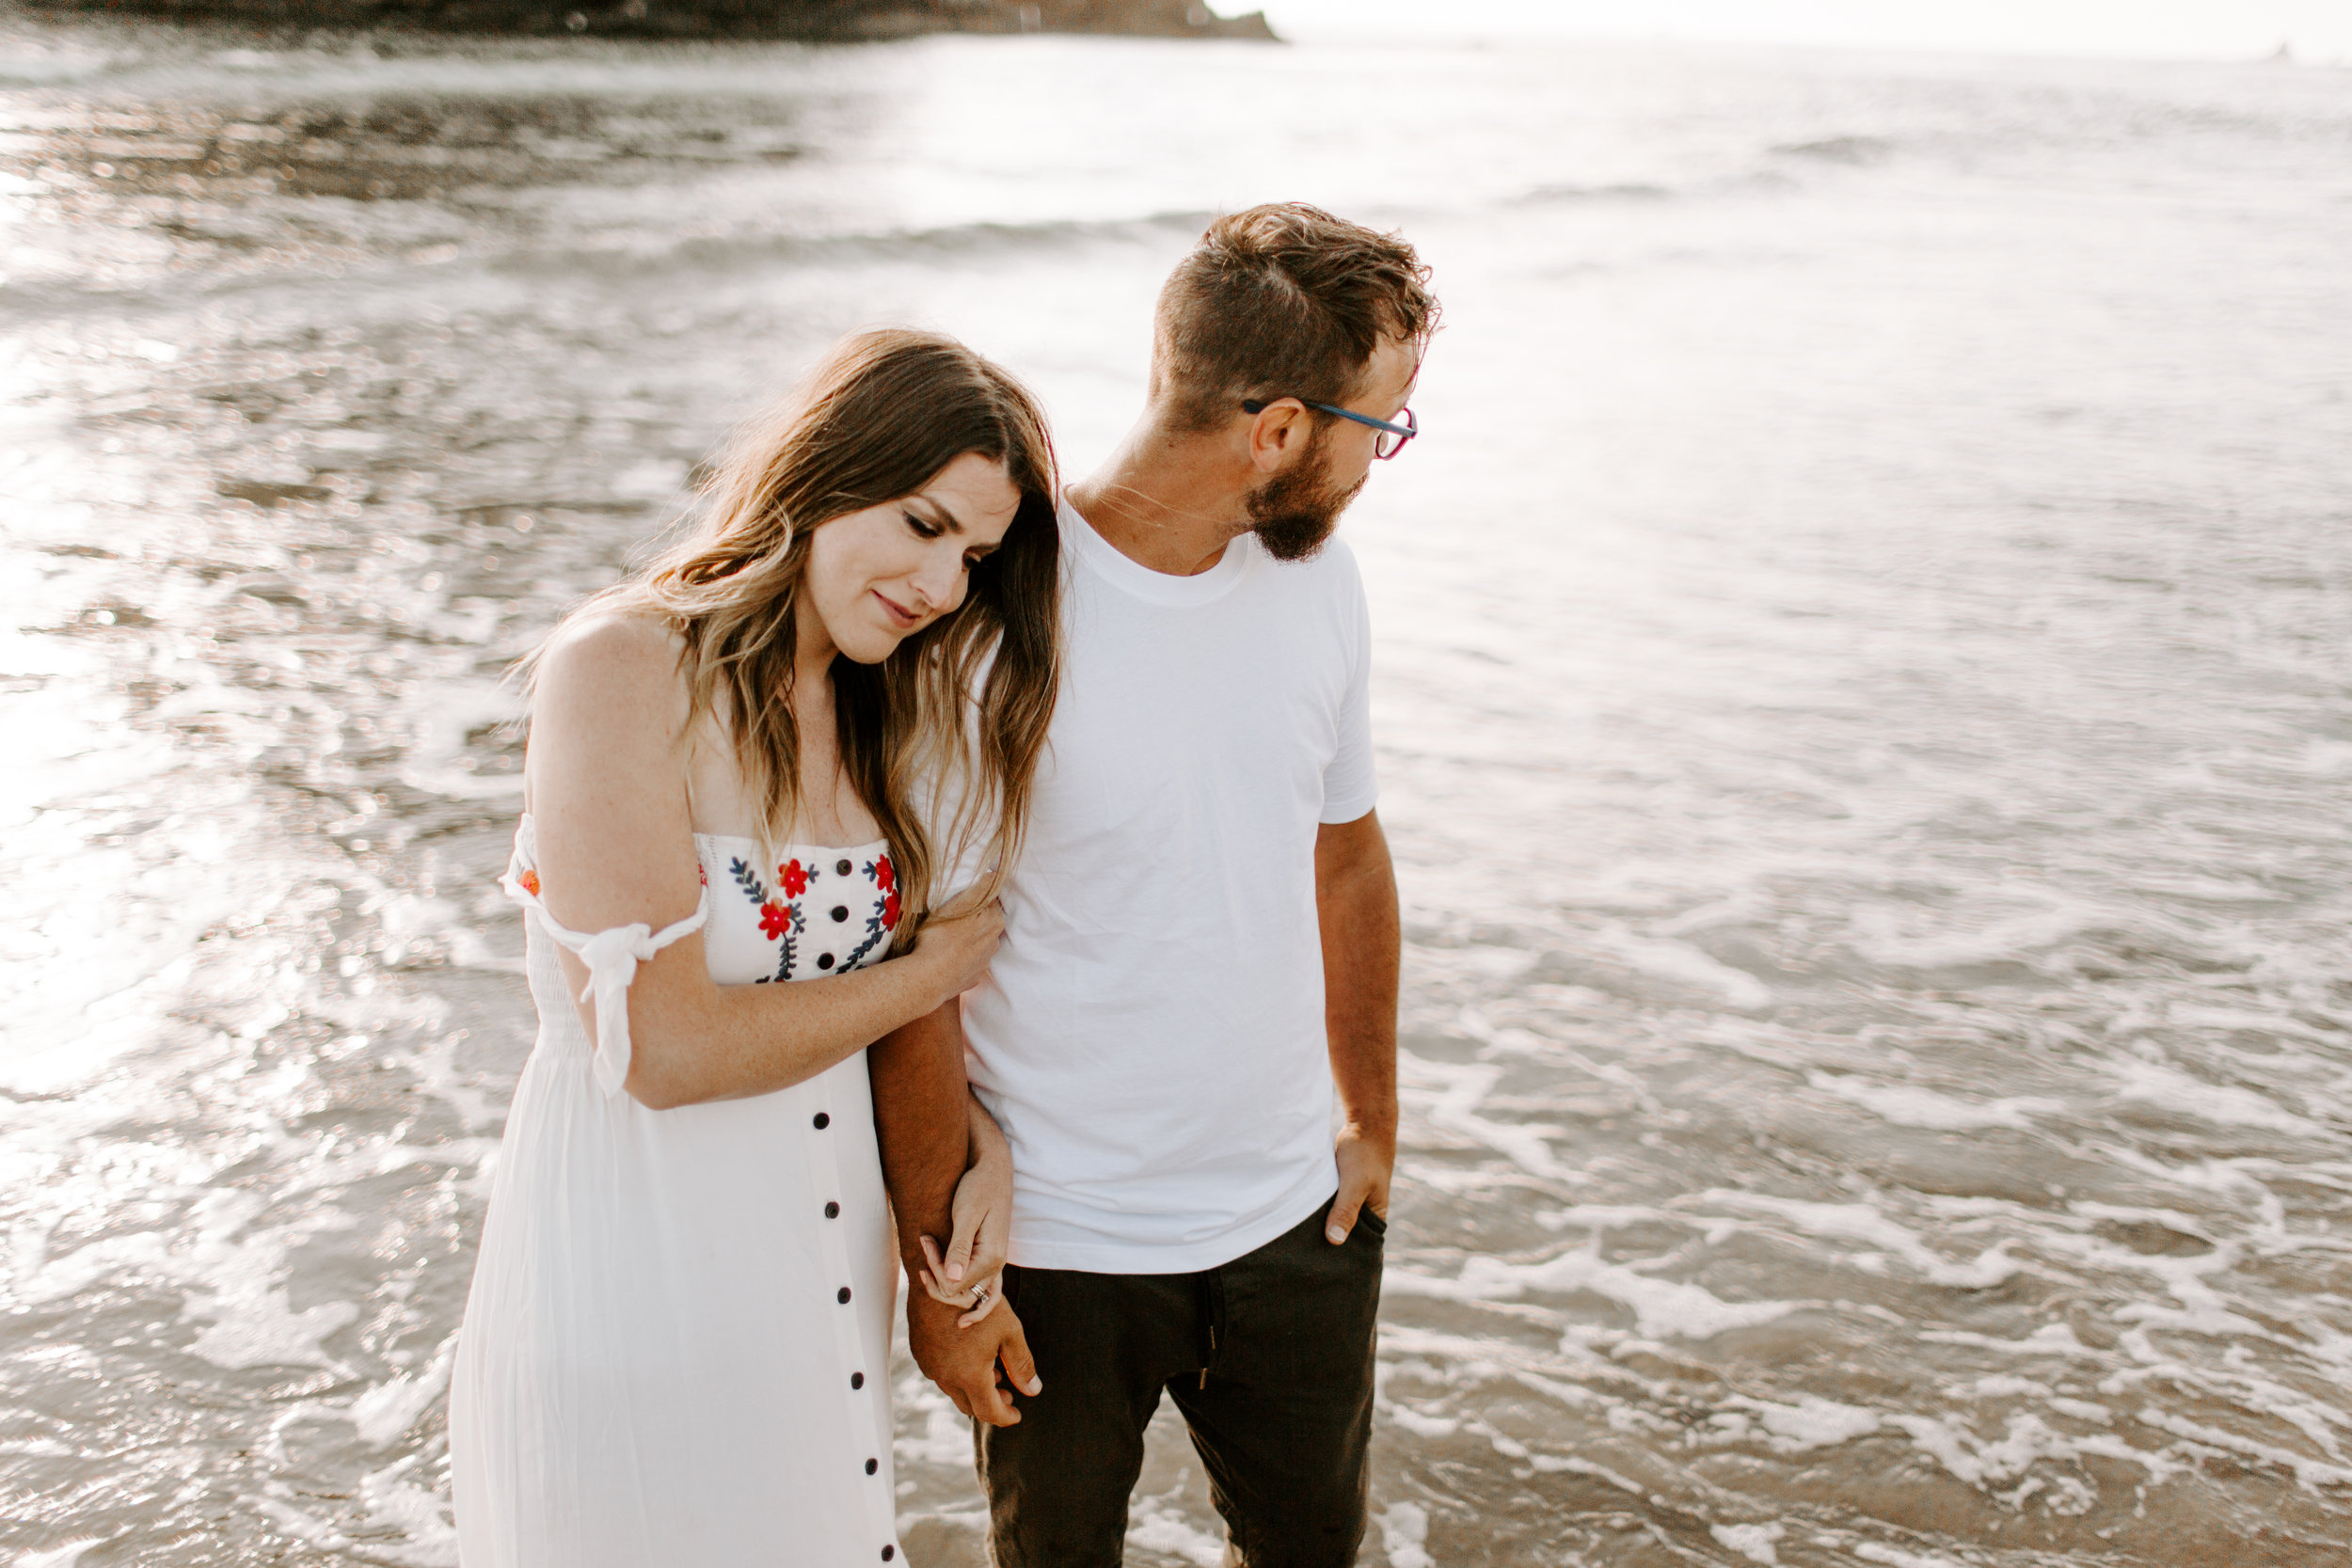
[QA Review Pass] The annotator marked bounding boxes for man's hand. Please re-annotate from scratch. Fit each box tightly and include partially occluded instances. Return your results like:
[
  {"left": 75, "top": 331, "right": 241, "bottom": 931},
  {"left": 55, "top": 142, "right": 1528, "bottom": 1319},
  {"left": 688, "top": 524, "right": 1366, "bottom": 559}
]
[
  {"left": 1326, "top": 1122, "right": 1393, "bottom": 1243},
  {"left": 907, "top": 1285, "right": 1041, "bottom": 1427}
]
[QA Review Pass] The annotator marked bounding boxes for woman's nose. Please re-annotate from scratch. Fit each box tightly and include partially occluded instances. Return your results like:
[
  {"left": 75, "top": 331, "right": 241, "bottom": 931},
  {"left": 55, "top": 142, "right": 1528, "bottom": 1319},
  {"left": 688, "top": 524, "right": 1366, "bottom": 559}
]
[{"left": 911, "top": 553, "right": 963, "bottom": 611}]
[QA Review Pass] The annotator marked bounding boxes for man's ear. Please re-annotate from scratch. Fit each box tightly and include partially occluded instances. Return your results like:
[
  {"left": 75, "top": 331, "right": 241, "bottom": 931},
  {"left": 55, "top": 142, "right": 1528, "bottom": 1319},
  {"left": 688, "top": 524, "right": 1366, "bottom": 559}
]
[{"left": 1247, "top": 400, "right": 1310, "bottom": 475}]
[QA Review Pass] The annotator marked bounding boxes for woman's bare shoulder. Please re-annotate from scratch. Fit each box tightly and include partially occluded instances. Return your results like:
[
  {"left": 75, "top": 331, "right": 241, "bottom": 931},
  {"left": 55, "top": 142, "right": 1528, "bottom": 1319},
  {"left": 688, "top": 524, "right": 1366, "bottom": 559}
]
[{"left": 531, "top": 608, "right": 691, "bottom": 735}]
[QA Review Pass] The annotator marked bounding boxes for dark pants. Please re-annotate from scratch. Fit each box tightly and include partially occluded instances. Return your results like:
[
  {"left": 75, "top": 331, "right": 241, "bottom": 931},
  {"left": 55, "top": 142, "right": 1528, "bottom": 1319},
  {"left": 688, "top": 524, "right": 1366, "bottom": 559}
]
[{"left": 978, "top": 1195, "right": 1384, "bottom": 1568}]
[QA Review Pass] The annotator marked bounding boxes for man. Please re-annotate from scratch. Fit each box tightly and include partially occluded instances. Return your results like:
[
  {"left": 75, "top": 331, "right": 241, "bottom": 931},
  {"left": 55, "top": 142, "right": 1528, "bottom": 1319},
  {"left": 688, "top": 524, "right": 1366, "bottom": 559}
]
[{"left": 873, "top": 202, "right": 1436, "bottom": 1567}]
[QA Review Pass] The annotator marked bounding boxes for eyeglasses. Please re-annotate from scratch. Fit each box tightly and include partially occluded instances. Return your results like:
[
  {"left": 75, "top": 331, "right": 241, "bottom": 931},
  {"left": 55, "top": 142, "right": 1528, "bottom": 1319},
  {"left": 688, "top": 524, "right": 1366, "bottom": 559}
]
[{"left": 1241, "top": 397, "right": 1419, "bottom": 460}]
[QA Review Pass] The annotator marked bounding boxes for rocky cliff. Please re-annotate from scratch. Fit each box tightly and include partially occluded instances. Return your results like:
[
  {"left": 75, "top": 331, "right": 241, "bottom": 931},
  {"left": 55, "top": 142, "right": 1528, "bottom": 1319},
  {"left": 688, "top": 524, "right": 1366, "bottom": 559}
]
[{"left": 31, "top": 0, "right": 1278, "bottom": 40}]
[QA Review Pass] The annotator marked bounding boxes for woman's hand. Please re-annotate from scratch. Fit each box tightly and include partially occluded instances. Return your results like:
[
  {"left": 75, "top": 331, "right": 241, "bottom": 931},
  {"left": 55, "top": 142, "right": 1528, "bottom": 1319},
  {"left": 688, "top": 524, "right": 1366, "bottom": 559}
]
[
  {"left": 915, "top": 889, "right": 1004, "bottom": 1006},
  {"left": 918, "top": 1090, "right": 1013, "bottom": 1327}
]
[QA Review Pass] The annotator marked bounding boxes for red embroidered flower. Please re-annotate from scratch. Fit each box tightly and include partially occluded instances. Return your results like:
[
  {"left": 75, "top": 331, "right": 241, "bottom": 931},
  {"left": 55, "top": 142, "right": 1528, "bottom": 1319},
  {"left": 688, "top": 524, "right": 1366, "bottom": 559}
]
[
  {"left": 758, "top": 901, "right": 790, "bottom": 939},
  {"left": 698, "top": 863, "right": 708, "bottom": 887},
  {"left": 518, "top": 869, "right": 541, "bottom": 897},
  {"left": 882, "top": 891, "right": 902, "bottom": 930},
  {"left": 872, "top": 855, "right": 895, "bottom": 894}
]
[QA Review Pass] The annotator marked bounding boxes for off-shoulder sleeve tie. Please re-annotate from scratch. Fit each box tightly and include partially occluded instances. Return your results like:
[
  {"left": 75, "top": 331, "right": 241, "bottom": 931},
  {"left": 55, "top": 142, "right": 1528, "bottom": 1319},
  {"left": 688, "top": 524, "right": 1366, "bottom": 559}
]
[{"left": 502, "top": 827, "right": 708, "bottom": 1098}]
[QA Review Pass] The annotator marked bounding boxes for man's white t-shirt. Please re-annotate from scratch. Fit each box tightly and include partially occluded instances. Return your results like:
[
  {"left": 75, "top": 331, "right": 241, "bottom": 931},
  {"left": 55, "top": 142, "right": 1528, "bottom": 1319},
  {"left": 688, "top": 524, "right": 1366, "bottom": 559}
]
[{"left": 960, "top": 498, "right": 1379, "bottom": 1275}]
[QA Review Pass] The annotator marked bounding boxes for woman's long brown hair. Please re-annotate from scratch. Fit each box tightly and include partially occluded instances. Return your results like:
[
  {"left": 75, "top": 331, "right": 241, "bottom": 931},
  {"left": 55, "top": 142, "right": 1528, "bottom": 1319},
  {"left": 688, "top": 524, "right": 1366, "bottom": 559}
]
[{"left": 537, "top": 327, "right": 1060, "bottom": 943}]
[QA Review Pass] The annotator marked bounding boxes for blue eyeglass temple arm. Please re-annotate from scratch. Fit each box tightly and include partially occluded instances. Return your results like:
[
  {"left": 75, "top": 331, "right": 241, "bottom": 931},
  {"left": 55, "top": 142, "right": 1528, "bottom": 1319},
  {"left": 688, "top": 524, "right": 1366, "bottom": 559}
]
[{"left": 1241, "top": 397, "right": 1417, "bottom": 440}]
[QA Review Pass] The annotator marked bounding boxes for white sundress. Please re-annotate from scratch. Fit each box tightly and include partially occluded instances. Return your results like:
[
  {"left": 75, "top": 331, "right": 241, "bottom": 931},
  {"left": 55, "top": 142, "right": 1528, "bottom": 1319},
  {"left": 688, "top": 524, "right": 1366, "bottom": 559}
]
[{"left": 449, "top": 814, "right": 912, "bottom": 1567}]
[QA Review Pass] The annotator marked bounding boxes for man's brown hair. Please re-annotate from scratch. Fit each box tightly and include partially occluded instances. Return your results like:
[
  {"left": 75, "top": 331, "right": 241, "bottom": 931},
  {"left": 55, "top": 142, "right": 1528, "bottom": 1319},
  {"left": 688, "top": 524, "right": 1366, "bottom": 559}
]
[{"left": 1152, "top": 202, "right": 1438, "bottom": 433}]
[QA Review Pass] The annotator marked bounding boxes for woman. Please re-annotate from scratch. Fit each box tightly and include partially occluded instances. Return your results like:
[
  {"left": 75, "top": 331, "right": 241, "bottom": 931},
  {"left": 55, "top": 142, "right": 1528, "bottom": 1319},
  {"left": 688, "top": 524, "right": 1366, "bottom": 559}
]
[{"left": 448, "top": 328, "right": 1060, "bottom": 1567}]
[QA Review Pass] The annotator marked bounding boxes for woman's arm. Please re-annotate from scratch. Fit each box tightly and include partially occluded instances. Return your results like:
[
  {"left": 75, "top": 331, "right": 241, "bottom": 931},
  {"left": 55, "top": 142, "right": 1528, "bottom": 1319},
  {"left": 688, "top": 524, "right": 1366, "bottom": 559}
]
[
  {"left": 910, "top": 1088, "right": 1012, "bottom": 1323},
  {"left": 936, "top": 1090, "right": 1012, "bottom": 1296},
  {"left": 526, "top": 611, "right": 997, "bottom": 1110}
]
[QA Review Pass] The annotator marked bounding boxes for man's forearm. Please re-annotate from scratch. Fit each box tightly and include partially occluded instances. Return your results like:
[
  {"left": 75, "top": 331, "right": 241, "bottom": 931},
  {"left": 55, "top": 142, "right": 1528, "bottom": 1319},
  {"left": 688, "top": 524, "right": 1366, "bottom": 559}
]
[
  {"left": 1326, "top": 891, "right": 1401, "bottom": 1142},
  {"left": 1317, "top": 820, "right": 1402, "bottom": 1146},
  {"left": 868, "top": 998, "right": 971, "bottom": 1274}
]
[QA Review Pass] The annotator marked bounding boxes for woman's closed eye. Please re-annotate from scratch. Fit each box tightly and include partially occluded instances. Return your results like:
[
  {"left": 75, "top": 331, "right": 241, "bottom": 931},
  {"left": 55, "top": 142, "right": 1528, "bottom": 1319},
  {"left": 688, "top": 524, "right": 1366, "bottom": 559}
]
[{"left": 905, "top": 509, "right": 997, "bottom": 571}]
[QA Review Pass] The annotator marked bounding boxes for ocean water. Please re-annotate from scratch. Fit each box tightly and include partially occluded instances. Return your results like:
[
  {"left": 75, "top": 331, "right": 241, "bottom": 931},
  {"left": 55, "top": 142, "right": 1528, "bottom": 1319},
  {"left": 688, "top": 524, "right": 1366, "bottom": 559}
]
[{"left": 4, "top": 15, "right": 2351, "bottom": 1565}]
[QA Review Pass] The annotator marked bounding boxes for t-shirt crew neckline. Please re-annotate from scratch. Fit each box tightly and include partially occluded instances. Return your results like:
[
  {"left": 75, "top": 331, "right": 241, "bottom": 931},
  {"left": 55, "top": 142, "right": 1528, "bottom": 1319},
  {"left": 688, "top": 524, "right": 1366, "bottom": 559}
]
[{"left": 1060, "top": 495, "right": 1256, "bottom": 608}]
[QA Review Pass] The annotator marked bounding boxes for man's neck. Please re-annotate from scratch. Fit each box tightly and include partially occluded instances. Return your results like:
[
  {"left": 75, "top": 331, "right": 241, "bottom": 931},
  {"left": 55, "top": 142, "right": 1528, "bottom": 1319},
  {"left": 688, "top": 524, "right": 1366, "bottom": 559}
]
[{"left": 1067, "top": 420, "right": 1253, "bottom": 578}]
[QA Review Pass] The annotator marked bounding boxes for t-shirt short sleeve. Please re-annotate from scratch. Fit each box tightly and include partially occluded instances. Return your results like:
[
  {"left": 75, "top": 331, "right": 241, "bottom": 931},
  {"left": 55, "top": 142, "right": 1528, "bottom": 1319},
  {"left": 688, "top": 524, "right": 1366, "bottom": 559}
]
[{"left": 1319, "top": 564, "right": 1379, "bottom": 825}]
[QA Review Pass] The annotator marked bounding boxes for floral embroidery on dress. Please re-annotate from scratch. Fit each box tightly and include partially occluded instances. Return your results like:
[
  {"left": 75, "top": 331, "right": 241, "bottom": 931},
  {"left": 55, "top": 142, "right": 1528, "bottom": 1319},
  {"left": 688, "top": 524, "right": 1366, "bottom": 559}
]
[
  {"left": 518, "top": 868, "right": 541, "bottom": 898},
  {"left": 835, "top": 854, "right": 898, "bottom": 972},
  {"left": 715, "top": 847, "right": 893, "bottom": 984},
  {"left": 731, "top": 857, "right": 803, "bottom": 981},
  {"left": 769, "top": 902, "right": 804, "bottom": 981}
]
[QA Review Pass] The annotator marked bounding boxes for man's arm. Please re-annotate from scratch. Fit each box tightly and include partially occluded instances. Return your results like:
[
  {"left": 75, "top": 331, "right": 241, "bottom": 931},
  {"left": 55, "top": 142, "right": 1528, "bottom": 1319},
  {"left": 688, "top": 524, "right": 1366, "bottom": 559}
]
[
  {"left": 869, "top": 1000, "right": 1040, "bottom": 1424},
  {"left": 1315, "top": 809, "right": 1401, "bottom": 1243}
]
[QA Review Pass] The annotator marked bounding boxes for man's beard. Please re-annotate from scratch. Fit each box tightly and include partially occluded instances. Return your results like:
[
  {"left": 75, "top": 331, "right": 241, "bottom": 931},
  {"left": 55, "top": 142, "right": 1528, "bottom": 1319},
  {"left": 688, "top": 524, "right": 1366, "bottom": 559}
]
[{"left": 1245, "top": 431, "right": 1365, "bottom": 562}]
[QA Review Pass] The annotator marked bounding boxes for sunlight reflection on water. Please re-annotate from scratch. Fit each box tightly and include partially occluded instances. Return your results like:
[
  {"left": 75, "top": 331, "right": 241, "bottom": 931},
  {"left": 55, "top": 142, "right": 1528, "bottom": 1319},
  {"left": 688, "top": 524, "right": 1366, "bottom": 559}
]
[{"left": 4, "top": 17, "right": 2351, "bottom": 1566}]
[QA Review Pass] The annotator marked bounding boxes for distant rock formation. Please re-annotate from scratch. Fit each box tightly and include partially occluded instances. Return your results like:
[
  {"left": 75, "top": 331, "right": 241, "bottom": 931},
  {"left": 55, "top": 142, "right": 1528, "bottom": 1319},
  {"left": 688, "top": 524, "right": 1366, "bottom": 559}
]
[
  {"left": 960, "top": 0, "right": 1276, "bottom": 40},
  {"left": 30, "top": 0, "right": 1278, "bottom": 40}
]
